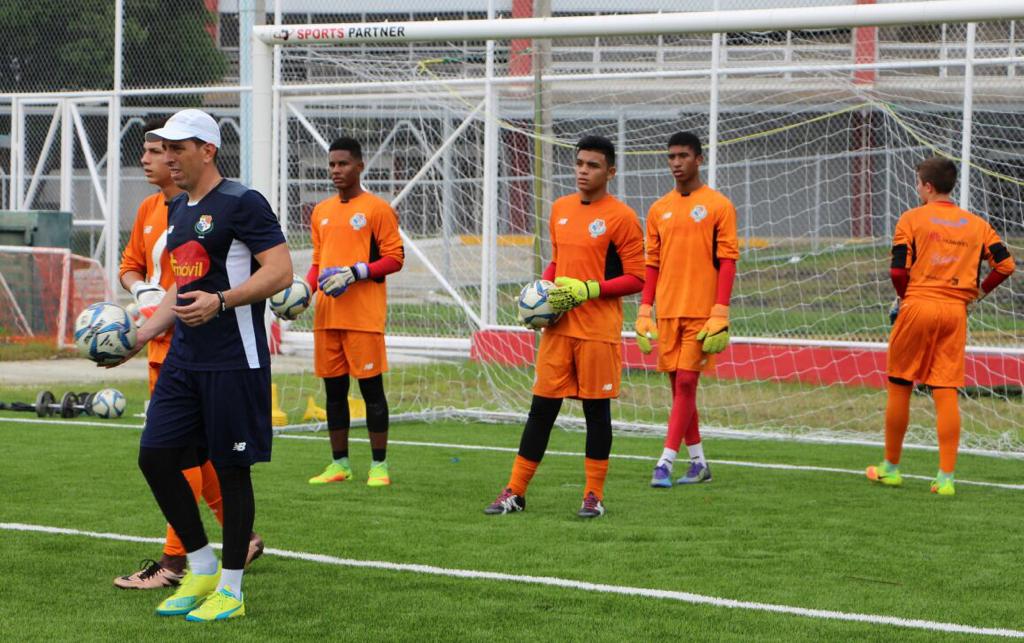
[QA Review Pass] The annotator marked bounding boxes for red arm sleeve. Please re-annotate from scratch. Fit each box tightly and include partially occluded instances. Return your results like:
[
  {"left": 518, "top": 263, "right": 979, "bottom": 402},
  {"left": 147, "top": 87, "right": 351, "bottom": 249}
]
[
  {"left": 306, "top": 264, "right": 319, "bottom": 292},
  {"left": 981, "top": 269, "right": 1010, "bottom": 295},
  {"left": 890, "top": 267, "right": 909, "bottom": 298},
  {"left": 542, "top": 261, "right": 556, "bottom": 281},
  {"left": 641, "top": 265, "right": 659, "bottom": 306},
  {"left": 367, "top": 256, "right": 402, "bottom": 280},
  {"left": 599, "top": 274, "right": 644, "bottom": 298},
  {"left": 716, "top": 259, "right": 737, "bottom": 306}
]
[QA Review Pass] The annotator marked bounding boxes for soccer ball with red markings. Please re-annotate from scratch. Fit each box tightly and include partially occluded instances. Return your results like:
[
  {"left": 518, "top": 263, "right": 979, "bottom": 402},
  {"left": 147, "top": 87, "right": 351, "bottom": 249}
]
[
  {"left": 73, "top": 302, "right": 137, "bottom": 366},
  {"left": 517, "top": 280, "right": 562, "bottom": 330},
  {"left": 270, "top": 275, "right": 312, "bottom": 321}
]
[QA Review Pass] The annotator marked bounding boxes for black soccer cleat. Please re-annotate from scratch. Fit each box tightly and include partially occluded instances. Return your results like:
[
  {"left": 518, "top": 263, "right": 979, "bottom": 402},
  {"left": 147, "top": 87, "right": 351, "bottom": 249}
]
[
  {"left": 484, "top": 487, "right": 526, "bottom": 515},
  {"left": 577, "top": 491, "right": 605, "bottom": 519}
]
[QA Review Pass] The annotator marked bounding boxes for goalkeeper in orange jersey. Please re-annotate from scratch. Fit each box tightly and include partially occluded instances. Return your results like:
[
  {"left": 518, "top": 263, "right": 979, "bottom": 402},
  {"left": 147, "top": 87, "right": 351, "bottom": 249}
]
[
  {"left": 114, "top": 117, "right": 262, "bottom": 589},
  {"left": 867, "top": 157, "right": 1014, "bottom": 496},
  {"left": 484, "top": 135, "right": 644, "bottom": 518},
  {"left": 636, "top": 132, "right": 739, "bottom": 488},
  {"left": 306, "top": 137, "right": 404, "bottom": 487}
]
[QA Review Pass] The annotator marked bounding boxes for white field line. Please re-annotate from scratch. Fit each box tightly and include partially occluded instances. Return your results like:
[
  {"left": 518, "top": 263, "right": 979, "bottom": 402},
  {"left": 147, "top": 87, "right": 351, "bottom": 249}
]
[
  {"left": 1, "top": 522, "right": 1022, "bottom": 638},
  {"left": 3, "top": 416, "right": 1023, "bottom": 491}
]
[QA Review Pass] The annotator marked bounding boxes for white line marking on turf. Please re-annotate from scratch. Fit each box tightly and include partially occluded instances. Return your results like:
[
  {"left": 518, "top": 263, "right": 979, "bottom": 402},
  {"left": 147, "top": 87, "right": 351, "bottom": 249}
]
[
  {"left": 3, "top": 416, "right": 1023, "bottom": 491},
  {"left": 1, "top": 522, "right": 1021, "bottom": 639}
]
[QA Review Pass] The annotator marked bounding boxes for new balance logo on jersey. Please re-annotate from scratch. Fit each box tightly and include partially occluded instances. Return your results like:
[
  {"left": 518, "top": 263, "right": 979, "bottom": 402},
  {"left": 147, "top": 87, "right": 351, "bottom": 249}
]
[
  {"left": 232, "top": 442, "right": 247, "bottom": 452},
  {"left": 144, "top": 225, "right": 153, "bottom": 234},
  {"left": 350, "top": 213, "right": 367, "bottom": 230},
  {"left": 558, "top": 218, "right": 568, "bottom": 225},
  {"left": 589, "top": 219, "right": 606, "bottom": 238},
  {"left": 321, "top": 218, "right": 329, "bottom": 227},
  {"left": 690, "top": 205, "right": 708, "bottom": 222},
  {"left": 661, "top": 211, "right": 673, "bottom": 220}
]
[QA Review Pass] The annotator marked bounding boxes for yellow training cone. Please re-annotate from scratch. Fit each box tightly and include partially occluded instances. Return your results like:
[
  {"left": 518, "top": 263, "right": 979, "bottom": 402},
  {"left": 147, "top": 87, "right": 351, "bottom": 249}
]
[
  {"left": 302, "top": 396, "right": 327, "bottom": 422},
  {"left": 271, "top": 383, "right": 287, "bottom": 427},
  {"left": 348, "top": 396, "right": 366, "bottom": 420}
]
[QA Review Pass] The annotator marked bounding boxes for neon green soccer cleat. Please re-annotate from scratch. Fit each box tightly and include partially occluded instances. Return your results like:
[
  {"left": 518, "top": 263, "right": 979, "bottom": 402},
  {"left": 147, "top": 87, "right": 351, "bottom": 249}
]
[
  {"left": 185, "top": 586, "right": 245, "bottom": 622},
  {"left": 865, "top": 462, "right": 903, "bottom": 487},
  {"left": 309, "top": 461, "right": 353, "bottom": 485},
  {"left": 367, "top": 461, "right": 390, "bottom": 487},
  {"left": 155, "top": 566, "right": 220, "bottom": 616},
  {"left": 931, "top": 474, "right": 956, "bottom": 496}
]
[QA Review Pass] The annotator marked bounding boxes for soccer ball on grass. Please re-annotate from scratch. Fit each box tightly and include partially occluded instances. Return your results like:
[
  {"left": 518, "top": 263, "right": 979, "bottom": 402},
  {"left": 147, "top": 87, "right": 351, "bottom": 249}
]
[{"left": 90, "top": 388, "right": 126, "bottom": 419}]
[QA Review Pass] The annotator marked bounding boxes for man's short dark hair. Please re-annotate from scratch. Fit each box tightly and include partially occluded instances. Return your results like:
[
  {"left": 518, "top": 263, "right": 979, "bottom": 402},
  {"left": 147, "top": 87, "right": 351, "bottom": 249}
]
[
  {"left": 575, "top": 135, "right": 616, "bottom": 167},
  {"left": 667, "top": 131, "right": 702, "bottom": 157},
  {"left": 142, "top": 116, "right": 167, "bottom": 135},
  {"left": 329, "top": 136, "right": 363, "bottom": 160},
  {"left": 916, "top": 156, "right": 957, "bottom": 194}
]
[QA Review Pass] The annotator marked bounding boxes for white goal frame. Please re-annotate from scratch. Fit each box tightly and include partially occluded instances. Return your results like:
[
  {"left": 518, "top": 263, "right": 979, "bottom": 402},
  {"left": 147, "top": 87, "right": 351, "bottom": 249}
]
[{"left": 252, "top": 0, "right": 1024, "bottom": 359}]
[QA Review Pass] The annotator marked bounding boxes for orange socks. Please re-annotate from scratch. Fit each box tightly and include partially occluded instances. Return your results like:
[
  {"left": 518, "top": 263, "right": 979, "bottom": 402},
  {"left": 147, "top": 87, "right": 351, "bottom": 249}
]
[
  {"left": 199, "top": 460, "right": 224, "bottom": 523},
  {"left": 933, "top": 388, "right": 960, "bottom": 474},
  {"left": 584, "top": 458, "right": 609, "bottom": 500},
  {"left": 884, "top": 380, "right": 912, "bottom": 466},
  {"left": 507, "top": 455, "right": 539, "bottom": 496},
  {"left": 163, "top": 463, "right": 226, "bottom": 557}
]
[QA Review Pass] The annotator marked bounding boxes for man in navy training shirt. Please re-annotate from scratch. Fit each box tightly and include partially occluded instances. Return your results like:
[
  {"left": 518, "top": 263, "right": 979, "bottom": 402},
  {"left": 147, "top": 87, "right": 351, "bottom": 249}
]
[{"left": 116, "top": 108, "right": 292, "bottom": 622}]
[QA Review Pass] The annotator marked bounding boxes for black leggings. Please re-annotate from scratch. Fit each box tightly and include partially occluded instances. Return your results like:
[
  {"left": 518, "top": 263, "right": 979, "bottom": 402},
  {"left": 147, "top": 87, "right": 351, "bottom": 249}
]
[
  {"left": 139, "top": 446, "right": 254, "bottom": 569},
  {"left": 517, "top": 396, "right": 613, "bottom": 463}
]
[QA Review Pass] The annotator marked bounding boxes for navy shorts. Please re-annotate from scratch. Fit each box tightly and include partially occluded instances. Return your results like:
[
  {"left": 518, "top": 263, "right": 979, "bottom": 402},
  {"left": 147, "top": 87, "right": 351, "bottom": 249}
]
[{"left": 141, "top": 364, "right": 272, "bottom": 467}]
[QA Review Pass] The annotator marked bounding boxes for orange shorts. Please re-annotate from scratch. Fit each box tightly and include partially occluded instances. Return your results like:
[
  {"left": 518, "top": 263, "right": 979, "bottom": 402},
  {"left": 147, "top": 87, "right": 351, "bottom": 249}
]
[
  {"left": 887, "top": 298, "right": 966, "bottom": 388},
  {"left": 532, "top": 332, "right": 621, "bottom": 400},
  {"left": 148, "top": 362, "right": 162, "bottom": 395},
  {"left": 314, "top": 329, "right": 388, "bottom": 379},
  {"left": 657, "top": 317, "right": 714, "bottom": 373}
]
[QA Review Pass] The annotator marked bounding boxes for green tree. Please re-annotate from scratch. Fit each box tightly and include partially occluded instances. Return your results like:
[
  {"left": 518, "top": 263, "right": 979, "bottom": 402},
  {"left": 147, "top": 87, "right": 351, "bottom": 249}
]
[{"left": 0, "top": 0, "right": 226, "bottom": 93}]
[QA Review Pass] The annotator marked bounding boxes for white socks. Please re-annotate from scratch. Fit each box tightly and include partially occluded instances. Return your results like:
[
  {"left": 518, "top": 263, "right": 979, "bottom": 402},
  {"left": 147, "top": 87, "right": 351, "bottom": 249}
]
[
  {"left": 687, "top": 442, "right": 706, "bottom": 463},
  {"left": 218, "top": 568, "right": 244, "bottom": 596},
  {"left": 657, "top": 448, "right": 677, "bottom": 469},
  {"left": 187, "top": 545, "right": 218, "bottom": 576}
]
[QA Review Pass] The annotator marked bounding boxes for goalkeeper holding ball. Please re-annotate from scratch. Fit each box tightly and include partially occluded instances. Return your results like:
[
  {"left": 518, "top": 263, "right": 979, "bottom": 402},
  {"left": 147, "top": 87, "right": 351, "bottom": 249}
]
[
  {"left": 306, "top": 137, "right": 404, "bottom": 488},
  {"left": 484, "top": 135, "right": 644, "bottom": 518},
  {"left": 636, "top": 132, "right": 739, "bottom": 488},
  {"left": 115, "top": 116, "right": 264, "bottom": 590}
]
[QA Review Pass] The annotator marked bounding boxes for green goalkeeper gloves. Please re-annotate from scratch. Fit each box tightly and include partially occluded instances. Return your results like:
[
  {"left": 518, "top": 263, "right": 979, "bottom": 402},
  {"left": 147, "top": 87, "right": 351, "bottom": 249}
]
[
  {"left": 548, "top": 276, "right": 600, "bottom": 313},
  {"left": 634, "top": 304, "right": 657, "bottom": 354},
  {"left": 696, "top": 304, "right": 730, "bottom": 354}
]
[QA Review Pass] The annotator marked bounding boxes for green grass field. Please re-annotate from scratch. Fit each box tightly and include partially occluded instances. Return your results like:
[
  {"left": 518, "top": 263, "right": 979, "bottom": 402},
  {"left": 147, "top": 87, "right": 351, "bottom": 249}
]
[{"left": 2, "top": 376, "right": 1024, "bottom": 641}]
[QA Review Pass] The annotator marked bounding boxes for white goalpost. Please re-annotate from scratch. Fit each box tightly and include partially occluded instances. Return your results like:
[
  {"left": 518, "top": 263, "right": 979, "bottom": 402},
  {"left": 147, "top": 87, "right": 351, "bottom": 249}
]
[{"left": 251, "top": 1, "right": 1024, "bottom": 455}]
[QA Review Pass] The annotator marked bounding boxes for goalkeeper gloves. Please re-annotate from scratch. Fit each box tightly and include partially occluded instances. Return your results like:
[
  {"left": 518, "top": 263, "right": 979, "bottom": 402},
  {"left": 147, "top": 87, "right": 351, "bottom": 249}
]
[
  {"left": 548, "top": 276, "right": 600, "bottom": 313},
  {"left": 318, "top": 262, "right": 370, "bottom": 297},
  {"left": 129, "top": 281, "right": 165, "bottom": 323},
  {"left": 889, "top": 297, "right": 900, "bottom": 325},
  {"left": 696, "top": 304, "right": 730, "bottom": 354},
  {"left": 634, "top": 304, "right": 657, "bottom": 354}
]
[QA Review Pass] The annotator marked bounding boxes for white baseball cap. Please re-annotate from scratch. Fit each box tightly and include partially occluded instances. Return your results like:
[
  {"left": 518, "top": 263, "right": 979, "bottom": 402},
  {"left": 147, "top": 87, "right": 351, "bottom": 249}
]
[{"left": 145, "top": 109, "right": 221, "bottom": 149}]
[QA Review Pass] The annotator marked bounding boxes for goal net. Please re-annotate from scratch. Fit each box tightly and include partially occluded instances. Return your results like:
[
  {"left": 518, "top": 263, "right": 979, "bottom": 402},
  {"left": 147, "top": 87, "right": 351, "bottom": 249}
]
[
  {"left": 261, "top": 4, "right": 1024, "bottom": 456},
  {"left": 0, "top": 246, "right": 110, "bottom": 349}
]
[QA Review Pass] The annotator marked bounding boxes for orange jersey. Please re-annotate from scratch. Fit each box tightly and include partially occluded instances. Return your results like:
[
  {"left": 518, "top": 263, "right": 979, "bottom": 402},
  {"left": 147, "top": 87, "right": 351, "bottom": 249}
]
[
  {"left": 546, "top": 193, "right": 645, "bottom": 344},
  {"left": 892, "top": 201, "right": 1015, "bottom": 304},
  {"left": 119, "top": 192, "right": 174, "bottom": 364},
  {"left": 645, "top": 185, "right": 739, "bottom": 319},
  {"left": 312, "top": 191, "right": 404, "bottom": 332}
]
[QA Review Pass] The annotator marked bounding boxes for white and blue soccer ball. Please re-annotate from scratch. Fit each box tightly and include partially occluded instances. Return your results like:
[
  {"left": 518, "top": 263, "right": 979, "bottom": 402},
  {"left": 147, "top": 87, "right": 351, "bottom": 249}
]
[
  {"left": 517, "top": 279, "right": 562, "bottom": 330},
  {"left": 91, "top": 388, "right": 126, "bottom": 419},
  {"left": 269, "top": 275, "right": 312, "bottom": 320},
  {"left": 73, "top": 302, "right": 137, "bottom": 365}
]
